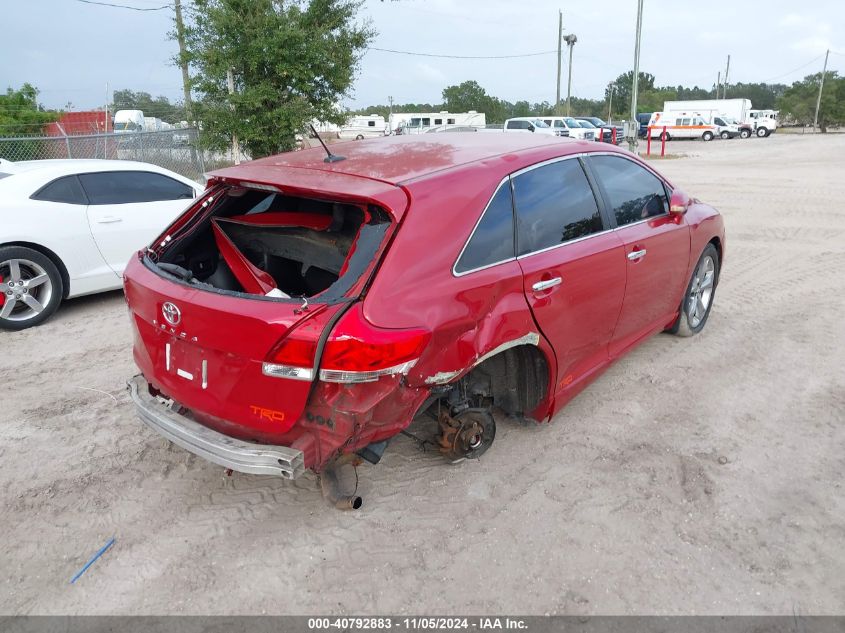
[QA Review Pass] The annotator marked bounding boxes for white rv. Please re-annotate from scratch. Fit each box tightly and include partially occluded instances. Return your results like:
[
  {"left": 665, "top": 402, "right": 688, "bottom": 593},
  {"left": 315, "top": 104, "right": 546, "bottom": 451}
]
[
  {"left": 339, "top": 114, "right": 387, "bottom": 140},
  {"left": 389, "top": 111, "right": 486, "bottom": 134},
  {"left": 143, "top": 116, "right": 164, "bottom": 132}
]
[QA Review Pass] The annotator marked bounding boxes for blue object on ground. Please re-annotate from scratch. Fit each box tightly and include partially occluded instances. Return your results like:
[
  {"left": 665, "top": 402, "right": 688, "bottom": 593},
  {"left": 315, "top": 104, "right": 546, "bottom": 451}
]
[{"left": 70, "top": 537, "right": 115, "bottom": 584}]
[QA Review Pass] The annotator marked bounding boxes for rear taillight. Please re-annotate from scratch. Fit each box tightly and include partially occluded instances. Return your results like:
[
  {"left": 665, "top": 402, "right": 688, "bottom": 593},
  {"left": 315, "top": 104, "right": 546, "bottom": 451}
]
[
  {"left": 262, "top": 311, "right": 326, "bottom": 381},
  {"left": 262, "top": 304, "right": 430, "bottom": 384},
  {"left": 319, "top": 305, "right": 430, "bottom": 383}
]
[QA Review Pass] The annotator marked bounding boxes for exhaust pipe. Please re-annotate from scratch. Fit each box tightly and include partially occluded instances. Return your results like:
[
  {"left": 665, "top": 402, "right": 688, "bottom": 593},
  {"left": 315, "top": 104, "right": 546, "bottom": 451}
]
[{"left": 320, "top": 455, "right": 363, "bottom": 510}]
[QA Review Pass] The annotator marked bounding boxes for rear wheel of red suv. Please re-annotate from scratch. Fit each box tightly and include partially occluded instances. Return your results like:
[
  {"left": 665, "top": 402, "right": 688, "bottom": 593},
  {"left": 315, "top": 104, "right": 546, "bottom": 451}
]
[{"left": 670, "top": 243, "right": 719, "bottom": 337}]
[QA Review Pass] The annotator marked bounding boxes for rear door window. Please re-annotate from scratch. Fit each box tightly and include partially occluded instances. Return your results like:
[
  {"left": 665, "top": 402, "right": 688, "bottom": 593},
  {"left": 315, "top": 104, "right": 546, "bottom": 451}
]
[
  {"left": 512, "top": 158, "right": 604, "bottom": 255},
  {"left": 454, "top": 181, "right": 515, "bottom": 274},
  {"left": 31, "top": 175, "right": 87, "bottom": 204},
  {"left": 79, "top": 171, "right": 194, "bottom": 205},
  {"left": 589, "top": 155, "right": 668, "bottom": 227}
]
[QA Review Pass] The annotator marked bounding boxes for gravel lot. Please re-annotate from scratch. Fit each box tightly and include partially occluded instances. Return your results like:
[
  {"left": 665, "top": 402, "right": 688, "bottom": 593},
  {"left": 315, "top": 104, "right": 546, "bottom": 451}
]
[{"left": 1, "top": 133, "right": 844, "bottom": 615}]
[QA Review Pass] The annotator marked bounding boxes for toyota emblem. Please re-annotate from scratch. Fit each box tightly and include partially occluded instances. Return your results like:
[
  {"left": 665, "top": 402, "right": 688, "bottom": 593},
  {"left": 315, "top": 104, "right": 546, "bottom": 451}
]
[{"left": 162, "top": 302, "right": 181, "bottom": 326}]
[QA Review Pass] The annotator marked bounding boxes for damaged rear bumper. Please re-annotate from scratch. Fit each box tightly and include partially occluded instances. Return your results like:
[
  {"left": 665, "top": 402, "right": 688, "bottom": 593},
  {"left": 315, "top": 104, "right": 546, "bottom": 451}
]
[{"left": 127, "top": 375, "right": 305, "bottom": 479}]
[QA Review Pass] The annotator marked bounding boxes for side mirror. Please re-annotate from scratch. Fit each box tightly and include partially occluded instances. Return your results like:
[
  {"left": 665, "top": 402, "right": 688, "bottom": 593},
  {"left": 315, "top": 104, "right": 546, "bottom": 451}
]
[
  {"left": 669, "top": 189, "right": 691, "bottom": 214},
  {"left": 528, "top": 124, "right": 535, "bottom": 132}
]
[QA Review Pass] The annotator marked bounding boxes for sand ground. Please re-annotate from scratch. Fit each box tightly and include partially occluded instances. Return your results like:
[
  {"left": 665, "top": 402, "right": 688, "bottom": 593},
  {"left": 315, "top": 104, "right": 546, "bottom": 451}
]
[{"left": 1, "top": 132, "right": 843, "bottom": 615}]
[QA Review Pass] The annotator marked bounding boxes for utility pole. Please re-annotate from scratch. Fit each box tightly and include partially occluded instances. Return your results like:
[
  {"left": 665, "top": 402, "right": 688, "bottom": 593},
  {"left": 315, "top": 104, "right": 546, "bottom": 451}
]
[
  {"left": 555, "top": 10, "right": 563, "bottom": 115},
  {"left": 227, "top": 68, "right": 240, "bottom": 165},
  {"left": 607, "top": 83, "right": 616, "bottom": 123},
  {"left": 174, "top": 0, "right": 193, "bottom": 124},
  {"left": 628, "top": 0, "right": 644, "bottom": 152},
  {"left": 716, "top": 71, "right": 721, "bottom": 98},
  {"left": 722, "top": 54, "right": 731, "bottom": 99},
  {"left": 564, "top": 34, "right": 577, "bottom": 116},
  {"left": 388, "top": 95, "right": 394, "bottom": 117},
  {"left": 813, "top": 49, "right": 830, "bottom": 132}
]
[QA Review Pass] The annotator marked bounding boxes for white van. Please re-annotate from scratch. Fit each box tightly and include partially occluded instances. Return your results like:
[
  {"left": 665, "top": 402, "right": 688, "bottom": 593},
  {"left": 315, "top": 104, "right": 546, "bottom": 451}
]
[
  {"left": 339, "top": 114, "right": 387, "bottom": 140},
  {"left": 647, "top": 112, "right": 717, "bottom": 141},
  {"left": 503, "top": 117, "right": 565, "bottom": 137},
  {"left": 540, "top": 116, "right": 595, "bottom": 141}
]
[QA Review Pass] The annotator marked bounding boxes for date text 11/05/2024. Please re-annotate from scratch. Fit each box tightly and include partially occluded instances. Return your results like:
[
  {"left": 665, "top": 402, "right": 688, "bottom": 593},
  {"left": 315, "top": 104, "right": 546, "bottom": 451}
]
[{"left": 307, "top": 617, "right": 528, "bottom": 630}]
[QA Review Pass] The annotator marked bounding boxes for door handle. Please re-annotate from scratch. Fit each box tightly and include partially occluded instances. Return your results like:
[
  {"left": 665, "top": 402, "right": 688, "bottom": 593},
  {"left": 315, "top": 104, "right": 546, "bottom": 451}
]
[
  {"left": 627, "top": 248, "right": 647, "bottom": 261},
  {"left": 96, "top": 216, "right": 123, "bottom": 224},
  {"left": 532, "top": 277, "right": 562, "bottom": 292}
]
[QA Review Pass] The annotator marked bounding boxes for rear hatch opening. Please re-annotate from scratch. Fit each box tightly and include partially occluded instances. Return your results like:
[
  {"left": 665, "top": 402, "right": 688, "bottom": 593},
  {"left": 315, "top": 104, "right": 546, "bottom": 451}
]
[{"left": 149, "top": 182, "right": 392, "bottom": 302}]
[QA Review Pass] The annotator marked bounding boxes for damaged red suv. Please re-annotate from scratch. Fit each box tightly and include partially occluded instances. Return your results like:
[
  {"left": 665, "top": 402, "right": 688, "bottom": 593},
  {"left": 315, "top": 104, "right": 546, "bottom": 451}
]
[{"left": 125, "top": 134, "right": 724, "bottom": 501}]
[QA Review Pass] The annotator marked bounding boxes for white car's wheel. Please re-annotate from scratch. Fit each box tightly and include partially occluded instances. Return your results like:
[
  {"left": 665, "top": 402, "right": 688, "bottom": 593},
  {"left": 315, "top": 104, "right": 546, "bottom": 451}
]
[
  {"left": 702, "top": 131, "right": 714, "bottom": 141},
  {"left": 0, "top": 246, "right": 64, "bottom": 331}
]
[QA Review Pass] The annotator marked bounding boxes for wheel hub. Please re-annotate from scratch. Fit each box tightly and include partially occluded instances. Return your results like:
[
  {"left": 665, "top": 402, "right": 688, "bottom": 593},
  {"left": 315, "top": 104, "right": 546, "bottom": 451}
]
[{"left": 437, "top": 408, "right": 496, "bottom": 462}]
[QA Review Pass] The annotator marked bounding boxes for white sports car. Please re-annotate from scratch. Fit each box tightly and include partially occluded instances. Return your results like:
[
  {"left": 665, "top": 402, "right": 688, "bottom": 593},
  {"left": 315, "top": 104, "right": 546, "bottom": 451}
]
[{"left": 0, "top": 159, "right": 203, "bottom": 330}]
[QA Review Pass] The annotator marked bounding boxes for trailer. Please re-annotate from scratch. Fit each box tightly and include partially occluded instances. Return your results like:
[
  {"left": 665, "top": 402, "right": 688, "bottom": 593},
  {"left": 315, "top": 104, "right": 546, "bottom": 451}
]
[
  {"left": 338, "top": 114, "right": 387, "bottom": 140},
  {"left": 389, "top": 111, "right": 486, "bottom": 134}
]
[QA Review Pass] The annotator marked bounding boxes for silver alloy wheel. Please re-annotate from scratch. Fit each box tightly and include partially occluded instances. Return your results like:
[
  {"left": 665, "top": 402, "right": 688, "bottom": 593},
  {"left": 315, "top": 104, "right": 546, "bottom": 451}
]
[
  {"left": 687, "top": 255, "right": 715, "bottom": 328},
  {"left": 0, "top": 258, "right": 53, "bottom": 322}
]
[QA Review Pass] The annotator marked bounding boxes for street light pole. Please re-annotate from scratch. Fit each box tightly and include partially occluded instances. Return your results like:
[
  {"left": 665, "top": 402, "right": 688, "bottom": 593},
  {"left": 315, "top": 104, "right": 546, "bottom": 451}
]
[
  {"left": 555, "top": 10, "right": 563, "bottom": 115},
  {"left": 565, "top": 34, "right": 577, "bottom": 116},
  {"left": 627, "top": 0, "right": 644, "bottom": 153},
  {"left": 607, "top": 83, "right": 616, "bottom": 123}
]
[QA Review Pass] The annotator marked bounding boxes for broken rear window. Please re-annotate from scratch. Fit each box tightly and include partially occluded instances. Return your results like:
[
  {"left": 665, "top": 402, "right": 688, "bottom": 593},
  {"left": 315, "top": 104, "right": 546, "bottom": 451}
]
[{"left": 153, "top": 185, "right": 391, "bottom": 302}]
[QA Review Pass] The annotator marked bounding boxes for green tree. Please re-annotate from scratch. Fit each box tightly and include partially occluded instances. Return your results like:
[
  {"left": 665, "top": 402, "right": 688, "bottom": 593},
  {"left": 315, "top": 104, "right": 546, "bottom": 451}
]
[
  {"left": 0, "top": 84, "right": 59, "bottom": 138},
  {"left": 724, "top": 82, "right": 788, "bottom": 109},
  {"left": 777, "top": 72, "right": 845, "bottom": 131},
  {"left": 184, "top": 0, "right": 374, "bottom": 157},
  {"left": 605, "top": 71, "right": 656, "bottom": 112},
  {"left": 442, "top": 80, "right": 489, "bottom": 112}
]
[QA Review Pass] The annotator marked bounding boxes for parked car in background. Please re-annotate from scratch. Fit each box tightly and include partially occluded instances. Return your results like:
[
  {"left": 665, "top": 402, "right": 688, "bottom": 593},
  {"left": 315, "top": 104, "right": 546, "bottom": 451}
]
[
  {"left": 712, "top": 115, "right": 740, "bottom": 139},
  {"left": 503, "top": 117, "right": 565, "bottom": 136},
  {"left": 540, "top": 117, "right": 595, "bottom": 140},
  {"left": 0, "top": 159, "right": 202, "bottom": 330},
  {"left": 575, "top": 116, "right": 623, "bottom": 143},
  {"left": 124, "top": 134, "right": 724, "bottom": 506}
]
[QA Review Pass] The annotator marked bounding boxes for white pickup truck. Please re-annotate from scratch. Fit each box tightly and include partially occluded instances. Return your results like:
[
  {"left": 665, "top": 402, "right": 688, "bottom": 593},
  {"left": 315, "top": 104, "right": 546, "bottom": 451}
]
[{"left": 501, "top": 117, "right": 567, "bottom": 137}]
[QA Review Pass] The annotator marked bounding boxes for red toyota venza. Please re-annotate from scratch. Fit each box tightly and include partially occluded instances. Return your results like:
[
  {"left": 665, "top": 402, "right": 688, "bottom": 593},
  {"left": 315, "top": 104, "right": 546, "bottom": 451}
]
[{"left": 124, "top": 134, "right": 724, "bottom": 506}]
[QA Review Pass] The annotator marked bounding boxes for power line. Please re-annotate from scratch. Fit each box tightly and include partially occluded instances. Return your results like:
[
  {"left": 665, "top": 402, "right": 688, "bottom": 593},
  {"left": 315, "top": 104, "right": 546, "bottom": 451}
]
[
  {"left": 367, "top": 46, "right": 557, "bottom": 60},
  {"left": 759, "top": 54, "right": 826, "bottom": 82},
  {"left": 74, "top": 0, "right": 171, "bottom": 11}
]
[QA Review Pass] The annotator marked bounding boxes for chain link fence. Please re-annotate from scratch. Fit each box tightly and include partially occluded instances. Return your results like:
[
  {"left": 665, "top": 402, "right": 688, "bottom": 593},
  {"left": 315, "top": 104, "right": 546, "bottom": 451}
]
[{"left": 0, "top": 129, "right": 238, "bottom": 182}]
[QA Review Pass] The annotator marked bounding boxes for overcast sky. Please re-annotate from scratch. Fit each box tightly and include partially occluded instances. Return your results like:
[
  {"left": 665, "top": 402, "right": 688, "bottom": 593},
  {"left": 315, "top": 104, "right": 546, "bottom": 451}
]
[{"left": 5, "top": 0, "right": 843, "bottom": 112}]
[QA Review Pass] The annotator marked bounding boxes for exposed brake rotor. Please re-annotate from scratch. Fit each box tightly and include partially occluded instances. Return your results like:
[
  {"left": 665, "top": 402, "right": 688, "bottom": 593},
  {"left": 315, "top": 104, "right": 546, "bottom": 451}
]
[{"left": 437, "top": 407, "right": 496, "bottom": 462}]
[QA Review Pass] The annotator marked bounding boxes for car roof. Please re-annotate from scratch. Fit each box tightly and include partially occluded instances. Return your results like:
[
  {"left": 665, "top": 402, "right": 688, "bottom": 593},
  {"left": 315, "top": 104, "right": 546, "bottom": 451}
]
[
  {"left": 215, "top": 133, "right": 601, "bottom": 187},
  {"left": 11, "top": 159, "right": 174, "bottom": 175}
]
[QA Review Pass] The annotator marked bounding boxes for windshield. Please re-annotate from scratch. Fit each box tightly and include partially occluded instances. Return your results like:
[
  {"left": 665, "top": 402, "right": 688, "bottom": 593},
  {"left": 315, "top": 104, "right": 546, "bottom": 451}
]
[
  {"left": 577, "top": 120, "right": 596, "bottom": 128},
  {"left": 563, "top": 117, "right": 579, "bottom": 127}
]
